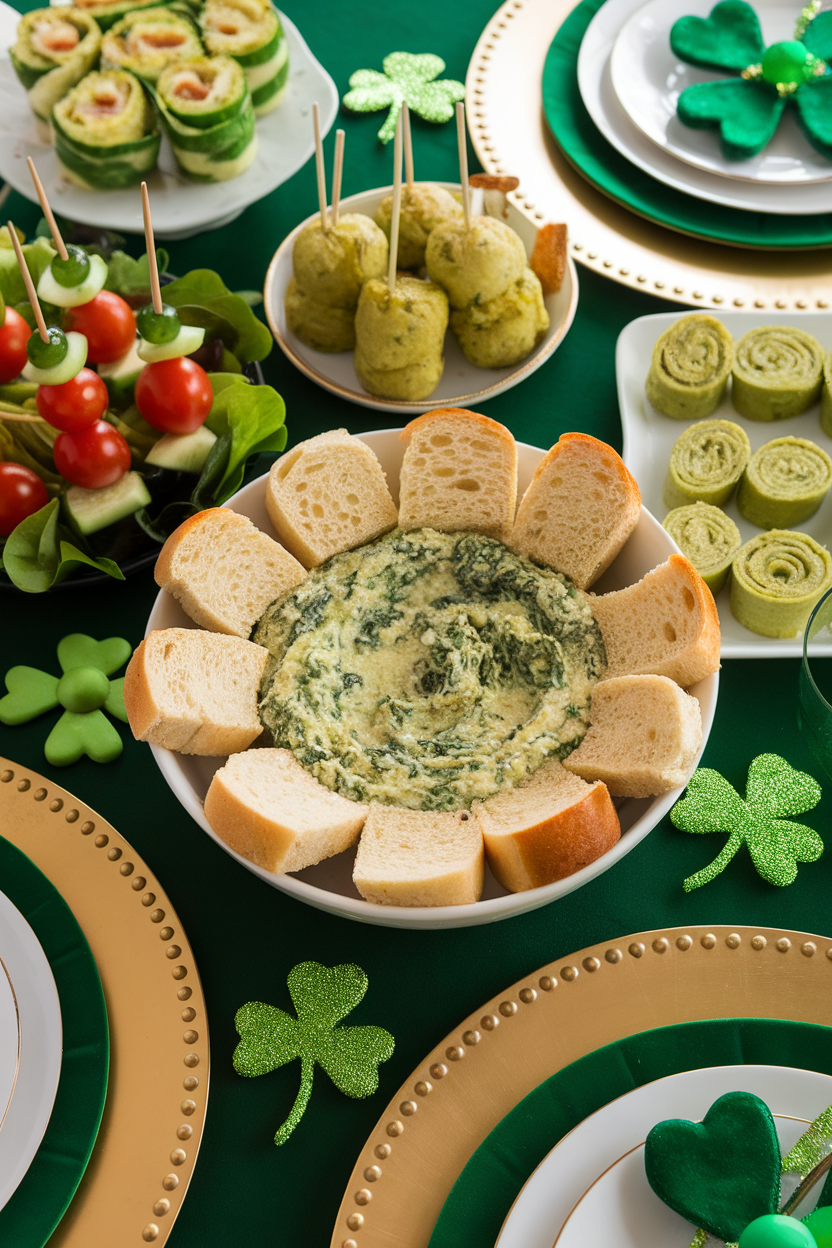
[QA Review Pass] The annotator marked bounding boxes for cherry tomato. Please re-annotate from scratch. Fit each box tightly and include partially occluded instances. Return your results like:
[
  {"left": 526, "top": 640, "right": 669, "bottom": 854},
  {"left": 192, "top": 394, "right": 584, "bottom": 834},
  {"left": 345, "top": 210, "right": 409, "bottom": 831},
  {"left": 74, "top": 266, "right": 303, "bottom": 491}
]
[
  {"left": 0, "top": 307, "right": 31, "bottom": 384},
  {"left": 0, "top": 462, "right": 50, "bottom": 536},
  {"left": 53, "top": 420, "right": 131, "bottom": 490},
  {"left": 65, "top": 290, "right": 136, "bottom": 364},
  {"left": 134, "top": 357, "right": 213, "bottom": 435},
  {"left": 36, "top": 368, "right": 109, "bottom": 433}
]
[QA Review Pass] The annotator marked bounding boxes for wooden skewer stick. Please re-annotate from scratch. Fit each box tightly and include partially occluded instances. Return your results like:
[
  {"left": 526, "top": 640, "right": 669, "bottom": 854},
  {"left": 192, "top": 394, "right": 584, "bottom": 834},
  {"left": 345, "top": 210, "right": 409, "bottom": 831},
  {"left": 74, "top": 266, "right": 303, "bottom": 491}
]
[
  {"left": 456, "top": 101, "right": 471, "bottom": 228},
  {"left": 26, "top": 158, "right": 68, "bottom": 262},
  {"left": 141, "top": 181, "right": 163, "bottom": 316},
  {"left": 330, "top": 128, "right": 345, "bottom": 229},
  {"left": 387, "top": 110, "right": 403, "bottom": 296},
  {"left": 402, "top": 101, "right": 414, "bottom": 188},
  {"left": 8, "top": 220, "right": 48, "bottom": 342},
  {"left": 312, "top": 101, "right": 328, "bottom": 232}
]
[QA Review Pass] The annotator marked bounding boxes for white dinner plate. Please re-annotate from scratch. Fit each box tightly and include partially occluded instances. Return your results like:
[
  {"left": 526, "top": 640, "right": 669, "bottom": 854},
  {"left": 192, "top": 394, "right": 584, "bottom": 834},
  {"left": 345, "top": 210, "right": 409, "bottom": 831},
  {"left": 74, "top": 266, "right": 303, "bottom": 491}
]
[
  {"left": 0, "top": 956, "right": 18, "bottom": 1136},
  {"left": 576, "top": 0, "right": 832, "bottom": 215},
  {"left": 0, "top": 888, "right": 62, "bottom": 1210},
  {"left": 0, "top": 3, "right": 338, "bottom": 239},
  {"left": 617, "top": 309, "right": 832, "bottom": 659},
  {"left": 610, "top": 0, "right": 832, "bottom": 187},
  {"left": 497, "top": 1064, "right": 832, "bottom": 1248}
]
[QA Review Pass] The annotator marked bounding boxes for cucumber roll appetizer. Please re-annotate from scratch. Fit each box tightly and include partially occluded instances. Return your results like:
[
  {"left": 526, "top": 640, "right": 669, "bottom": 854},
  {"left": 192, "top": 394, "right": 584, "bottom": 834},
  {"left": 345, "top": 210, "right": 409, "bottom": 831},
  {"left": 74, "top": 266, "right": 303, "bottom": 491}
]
[
  {"left": 53, "top": 70, "right": 161, "bottom": 189},
  {"left": 155, "top": 57, "right": 258, "bottom": 182},
  {"left": 59, "top": 0, "right": 162, "bottom": 34},
  {"left": 200, "top": 0, "right": 288, "bottom": 117},
  {"left": 101, "top": 8, "right": 203, "bottom": 84},
  {"left": 10, "top": 8, "right": 101, "bottom": 138}
]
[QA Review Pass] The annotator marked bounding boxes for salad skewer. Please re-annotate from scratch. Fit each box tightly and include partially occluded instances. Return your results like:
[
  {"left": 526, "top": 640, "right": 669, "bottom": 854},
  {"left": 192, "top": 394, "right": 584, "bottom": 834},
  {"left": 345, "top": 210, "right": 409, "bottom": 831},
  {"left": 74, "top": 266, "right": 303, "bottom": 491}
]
[
  {"left": 27, "top": 157, "right": 69, "bottom": 263},
  {"left": 8, "top": 220, "right": 51, "bottom": 346},
  {"left": 142, "top": 179, "right": 164, "bottom": 317},
  {"left": 330, "top": 127, "right": 344, "bottom": 229},
  {"left": 312, "top": 100, "right": 328, "bottom": 232}
]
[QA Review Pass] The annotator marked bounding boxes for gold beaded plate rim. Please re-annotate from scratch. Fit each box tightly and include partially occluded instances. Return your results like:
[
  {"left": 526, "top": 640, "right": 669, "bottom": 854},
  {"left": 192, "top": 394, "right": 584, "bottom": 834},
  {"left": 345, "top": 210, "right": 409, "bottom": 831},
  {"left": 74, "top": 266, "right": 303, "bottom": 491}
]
[
  {"left": 330, "top": 923, "right": 832, "bottom": 1248},
  {"left": 465, "top": 0, "right": 832, "bottom": 311},
  {"left": 0, "top": 757, "right": 209, "bottom": 1248}
]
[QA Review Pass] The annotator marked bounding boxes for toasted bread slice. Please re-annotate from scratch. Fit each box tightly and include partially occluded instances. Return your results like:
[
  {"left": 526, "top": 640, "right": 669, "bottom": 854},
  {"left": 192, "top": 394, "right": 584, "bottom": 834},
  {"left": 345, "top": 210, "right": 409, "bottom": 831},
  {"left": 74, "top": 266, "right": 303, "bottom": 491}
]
[
  {"left": 398, "top": 408, "right": 518, "bottom": 540},
  {"left": 508, "top": 433, "right": 641, "bottom": 589},
  {"left": 154, "top": 508, "right": 307, "bottom": 638},
  {"left": 123, "top": 628, "right": 267, "bottom": 755},
  {"left": 353, "top": 805, "right": 484, "bottom": 907},
  {"left": 204, "top": 748, "right": 367, "bottom": 874},
  {"left": 563, "top": 674, "right": 702, "bottom": 798},
  {"left": 265, "top": 429, "right": 398, "bottom": 567},
  {"left": 590, "top": 554, "right": 720, "bottom": 687},
  {"left": 529, "top": 222, "right": 567, "bottom": 295}
]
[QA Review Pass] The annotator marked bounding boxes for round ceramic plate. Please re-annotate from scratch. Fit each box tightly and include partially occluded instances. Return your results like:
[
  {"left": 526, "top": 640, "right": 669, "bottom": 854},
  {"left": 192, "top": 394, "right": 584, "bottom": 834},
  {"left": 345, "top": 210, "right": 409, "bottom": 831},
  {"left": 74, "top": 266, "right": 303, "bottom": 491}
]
[
  {"left": 263, "top": 184, "right": 578, "bottom": 414},
  {"left": 0, "top": 955, "right": 18, "bottom": 1137},
  {"left": 610, "top": 0, "right": 832, "bottom": 187},
  {"left": 0, "top": 4, "right": 337, "bottom": 240},
  {"left": 145, "top": 428, "right": 718, "bottom": 931}
]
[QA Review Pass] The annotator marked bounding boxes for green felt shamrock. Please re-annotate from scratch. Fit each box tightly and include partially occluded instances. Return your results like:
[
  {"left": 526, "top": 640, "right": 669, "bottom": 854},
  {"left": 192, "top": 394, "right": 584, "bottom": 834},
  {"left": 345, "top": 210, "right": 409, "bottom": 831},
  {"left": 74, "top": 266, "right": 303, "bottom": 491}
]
[
  {"left": 670, "top": 0, "right": 832, "bottom": 161},
  {"left": 233, "top": 961, "right": 395, "bottom": 1146},
  {"left": 342, "top": 52, "right": 465, "bottom": 143},
  {"left": 0, "top": 633, "right": 132, "bottom": 765},
  {"left": 670, "top": 753, "right": 823, "bottom": 892}
]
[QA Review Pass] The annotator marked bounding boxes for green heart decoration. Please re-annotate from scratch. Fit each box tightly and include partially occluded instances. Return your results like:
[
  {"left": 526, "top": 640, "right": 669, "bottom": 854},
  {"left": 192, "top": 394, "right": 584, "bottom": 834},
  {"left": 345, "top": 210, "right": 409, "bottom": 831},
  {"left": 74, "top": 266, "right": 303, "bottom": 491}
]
[
  {"left": 645, "top": 1091, "right": 782, "bottom": 1242},
  {"left": 45, "top": 710, "right": 123, "bottom": 767},
  {"left": 671, "top": 0, "right": 765, "bottom": 70},
  {"left": 0, "top": 666, "right": 59, "bottom": 724},
  {"left": 57, "top": 634, "right": 132, "bottom": 677},
  {"left": 677, "top": 79, "right": 785, "bottom": 162}
]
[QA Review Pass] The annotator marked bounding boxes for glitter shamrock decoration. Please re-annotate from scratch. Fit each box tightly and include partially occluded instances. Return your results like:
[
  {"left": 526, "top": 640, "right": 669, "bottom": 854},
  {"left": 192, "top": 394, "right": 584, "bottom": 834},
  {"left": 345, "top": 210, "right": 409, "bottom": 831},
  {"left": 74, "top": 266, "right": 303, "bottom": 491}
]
[
  {"left": 671, "top": 753, "right": 823, "bottom": 892},
  {"left": 670, "top": 0, "right": 832, "bottom": 160},
  {"left": 342, "top": 52, "right": 465, "bottom": 143},
  {"left": 0, "top": 633, "right": 132, "bottom": 765},
  {"left": 233, "top": 961, "right": 395, "bottom": 1146}
]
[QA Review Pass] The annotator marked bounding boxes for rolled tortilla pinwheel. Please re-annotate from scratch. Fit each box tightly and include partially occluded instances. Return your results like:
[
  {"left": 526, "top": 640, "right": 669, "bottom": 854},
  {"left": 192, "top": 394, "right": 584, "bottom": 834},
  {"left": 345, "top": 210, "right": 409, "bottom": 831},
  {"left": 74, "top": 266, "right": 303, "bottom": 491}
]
[
  {"left": 663, "top": 417, "right": 751, "bottom": 511},
  {"left": 200, "top": 0, "right": 288, "bottom": 118},
  {"left": 730, "top": 530, "right": 832, "bottom": 638},
  {"left": 736, "top": 436, "right": 832, "bottom": 530},
  {"left": 101, "top": 8, "right": 202, "bottom": 84},
  {"left": 10, "top": 7, "right": 101, "bottom": 137},
  {"left": 62, "top": 0, "right": 162, "bottom": 33},
  {"left": 663, "top": 502, "right": 741, "bottom": 595},
  {"left": 52, "top": 69, "right": 161, "bottom": 189},
  {"left": 154, "top": 57, "right": 258, "bottom": 182},
  {"left": 645, "top": 314, "right": 733, "bottom": 420},
  {"left": 821, "top": 352, "right": 832, "bottom": 439},
  {"left": 731, "top": 326, "right": 824, "bottom": 421}
]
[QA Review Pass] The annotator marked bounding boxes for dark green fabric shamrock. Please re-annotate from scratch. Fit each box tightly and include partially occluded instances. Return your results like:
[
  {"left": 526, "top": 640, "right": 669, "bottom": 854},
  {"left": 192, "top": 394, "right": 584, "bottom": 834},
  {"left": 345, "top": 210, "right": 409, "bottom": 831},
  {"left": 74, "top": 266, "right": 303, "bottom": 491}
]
[
  {"left": 343, "top": 52, "right": 465, "bottom": 143},
  {"left": 233, "top": 961, "right": 395, "bottom": 1145}
]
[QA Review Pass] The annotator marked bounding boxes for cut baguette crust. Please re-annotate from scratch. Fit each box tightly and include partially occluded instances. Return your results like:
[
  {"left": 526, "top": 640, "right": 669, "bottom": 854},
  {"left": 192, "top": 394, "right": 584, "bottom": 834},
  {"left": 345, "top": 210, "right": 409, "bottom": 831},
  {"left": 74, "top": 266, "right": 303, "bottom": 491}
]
[
  {"left": 353, "top": 805, "right": 484, "bottom": 907},
  {"left": 398, "top": 408, "right": 518, "bottom": 540},
  {"left": 123, "top": 628, "right": 268, "bottom": 755},
  {"left": 590, "top": 553, "right": 721, "bottom": 687},
  {"left": 563, "top": 674, "right": 702, "bottom": 798},
  {"left": 154, "top": 508, "right": 307, "bottom": 638},
  {"left": 265, "top": 429, "right": 398, "bottom": 567},
  {"left": 475, "top": 759, "right": 620, "bottom": 892},
  {"left": 204, "top": 748, "right": 368, "bottom": 874},
  {"left": 529, "top": 222, "right": 567, "bottom": 295},
  {"left": 508, "top": 433, "right": 641, "bottom": 589}
]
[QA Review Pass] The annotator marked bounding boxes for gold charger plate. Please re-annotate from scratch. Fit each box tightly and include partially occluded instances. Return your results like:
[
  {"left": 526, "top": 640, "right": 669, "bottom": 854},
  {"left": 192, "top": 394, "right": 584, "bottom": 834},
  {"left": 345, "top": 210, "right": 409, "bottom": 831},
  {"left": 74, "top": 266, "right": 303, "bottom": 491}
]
[
  {"left": 330, "top": 923, "right": 832, "bottom": 1248},
  {"left": 0, "top": 757, "right": 209, "bottom": 1247},
  {"left": 465, "top": 0, "right": 832, "bottom": 311}
]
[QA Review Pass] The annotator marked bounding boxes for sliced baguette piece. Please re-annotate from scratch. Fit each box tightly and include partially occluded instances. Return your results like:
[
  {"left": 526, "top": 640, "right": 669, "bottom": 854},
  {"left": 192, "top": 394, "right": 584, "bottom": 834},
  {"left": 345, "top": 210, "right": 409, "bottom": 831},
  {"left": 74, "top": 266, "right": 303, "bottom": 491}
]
[
  {"left": 265, "top": 429, "right": 398, "bottom": 567},
  {"left": 475, "top": 759, "right": 620, "bottom": 892},
  {"left": 154, "top": 508, "right": 307, "bottom": 638},
  {"left": 563, "top": 674, "right": 702, "bottom": 798},
  {"left": 590, "top": 553, "right": 721, "bottom": 687},
  {"left": 398, "top": 408, "right": 518, "bottom": 540},
  {"left": 353, "top": 805, "right": 484, "bottom": 907},
  {"left": 508, "top": 433, "right": 641, "bottom": 589},
  {"left": 123, "top": 628, "right": 268, "bottom": 755},
  {"left": 204, "top": 748, "right": 368, "bottom": 874}
]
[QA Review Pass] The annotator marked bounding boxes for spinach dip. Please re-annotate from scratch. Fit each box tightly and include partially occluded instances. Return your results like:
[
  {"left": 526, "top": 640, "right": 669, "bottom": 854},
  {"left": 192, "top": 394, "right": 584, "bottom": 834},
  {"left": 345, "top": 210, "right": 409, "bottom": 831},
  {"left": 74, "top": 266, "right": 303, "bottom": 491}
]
[{"left": 253, "top": 528, "right": 606, "bottom": 811}]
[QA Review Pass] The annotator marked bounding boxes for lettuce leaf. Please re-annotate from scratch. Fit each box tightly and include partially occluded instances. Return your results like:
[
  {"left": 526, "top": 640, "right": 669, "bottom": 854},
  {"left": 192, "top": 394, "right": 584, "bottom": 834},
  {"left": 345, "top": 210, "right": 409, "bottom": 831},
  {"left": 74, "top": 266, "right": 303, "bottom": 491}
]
[
  {"left": 3, "top": 499, "right": 124, "bottom": 593},
  {"left": 0, "top": 236, "right": 56, "bottom": 308},
  {"left": 204, "top": 379, "right": 287, "bottom": 502},
  {"left": 162, "top": 269, "right": 273, "bottom": 363},
  {"left": 104, "top": 248, "right": 169, "bottom": 299}
]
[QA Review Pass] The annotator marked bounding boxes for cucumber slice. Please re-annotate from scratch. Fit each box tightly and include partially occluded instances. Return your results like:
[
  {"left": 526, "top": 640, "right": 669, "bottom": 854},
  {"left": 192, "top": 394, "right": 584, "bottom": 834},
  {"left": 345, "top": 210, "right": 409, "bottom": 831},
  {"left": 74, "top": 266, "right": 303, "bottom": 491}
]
[
  {"left": 145, "top": 425, "right": 217, "bottom": 473},
  {"left": 22, "top": 331, "right": 88, "bottom": 385},
  {"left": 137, "top": 324, "right": 206, "bottom": 362},
  {"left": 37, "top": 253, "right": 108, "bottom": 309},
  {"left": 98, "top": 339, "right": 142, "bottom": 403},
  {"left": 63, "top": 471, "right": 151, "bottom": 536}
]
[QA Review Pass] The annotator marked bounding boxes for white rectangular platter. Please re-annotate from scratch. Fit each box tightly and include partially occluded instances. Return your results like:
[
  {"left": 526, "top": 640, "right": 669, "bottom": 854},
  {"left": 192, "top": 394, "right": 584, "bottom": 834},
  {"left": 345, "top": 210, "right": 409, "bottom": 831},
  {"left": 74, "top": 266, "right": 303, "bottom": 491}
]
[{"left": 617, "top": 309, "right": 832, "bottom": 659}]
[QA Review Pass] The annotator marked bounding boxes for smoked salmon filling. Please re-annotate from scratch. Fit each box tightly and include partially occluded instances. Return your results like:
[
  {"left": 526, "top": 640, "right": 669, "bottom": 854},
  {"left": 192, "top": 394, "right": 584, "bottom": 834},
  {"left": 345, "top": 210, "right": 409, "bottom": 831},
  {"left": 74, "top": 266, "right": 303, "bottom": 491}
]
[
  {"left": 200, "top": 0, "right": 289, "bottom": 116},
  {"left": 53, "top": 69, "right": 161, "bottom": 189},
  {"left": 154, "top": 56, "right": 258, "bottom": 181},
  {"left": 101, "top": 7, "right": 202, "bottom": 83},
  {"left": 10, "top": 6, "right": 101, "bottom": 123}
]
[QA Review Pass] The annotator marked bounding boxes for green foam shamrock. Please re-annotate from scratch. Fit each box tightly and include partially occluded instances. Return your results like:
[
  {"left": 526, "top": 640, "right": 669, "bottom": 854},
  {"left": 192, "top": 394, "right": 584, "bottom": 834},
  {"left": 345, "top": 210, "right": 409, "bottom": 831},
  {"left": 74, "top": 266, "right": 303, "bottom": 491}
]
[
  {"left": 342, "top": 52, "right": 465, "bottom": 143},
  {"left": 0, "top": 633, "right": 132, "bottom": 765},
  {"left": 233, "top": 961, "right": 395, "bottom": 1146},
  {"left": 670, "top": 753, "right": 823, "bottom": 892},
  {"left": 670, "top": 0, "right": 832, "bottom": 161}
]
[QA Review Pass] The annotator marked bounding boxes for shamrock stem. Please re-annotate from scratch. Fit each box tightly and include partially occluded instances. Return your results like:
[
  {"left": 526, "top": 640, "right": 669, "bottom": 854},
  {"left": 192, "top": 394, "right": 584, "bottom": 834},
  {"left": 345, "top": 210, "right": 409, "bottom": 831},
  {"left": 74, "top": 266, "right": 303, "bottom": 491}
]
[
  {"left": 274, "top": 1056, "right": 315, "bottom": 1146},
  {"left": 683, "top": 829, "right": 744, "bottom": 893}
]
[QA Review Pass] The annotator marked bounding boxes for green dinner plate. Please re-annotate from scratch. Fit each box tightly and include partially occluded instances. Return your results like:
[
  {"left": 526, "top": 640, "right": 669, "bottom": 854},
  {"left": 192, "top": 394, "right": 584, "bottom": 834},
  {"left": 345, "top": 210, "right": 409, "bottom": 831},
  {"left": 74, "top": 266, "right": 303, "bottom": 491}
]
[
  {"left": 541, "top": 0, "right": 832, "bottom": 250},
  {"left": 0, "top": 835, "right": 109, "bottom": 1247},
  {"left": 428, "top": 1017, "right": 832, "bottom": 1246}
]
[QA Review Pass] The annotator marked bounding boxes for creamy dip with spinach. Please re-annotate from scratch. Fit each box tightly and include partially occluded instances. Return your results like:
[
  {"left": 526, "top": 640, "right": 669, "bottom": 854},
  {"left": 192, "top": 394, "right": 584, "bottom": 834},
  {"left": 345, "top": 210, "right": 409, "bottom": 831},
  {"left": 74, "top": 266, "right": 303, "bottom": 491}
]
[{"left": 253, "top": 529, "right": 606, "bottom": 811}]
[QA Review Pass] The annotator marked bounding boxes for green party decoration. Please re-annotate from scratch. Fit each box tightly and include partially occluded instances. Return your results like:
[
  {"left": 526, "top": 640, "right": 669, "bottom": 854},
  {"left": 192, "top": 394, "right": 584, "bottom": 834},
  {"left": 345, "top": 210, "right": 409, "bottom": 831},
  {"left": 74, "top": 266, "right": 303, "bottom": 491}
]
[
  {"left": 670, "top": 754, "right": 823, "bottom": 892},
  {"left": 233, "top": 961, "right": 395, "bottom": 1145},
  {"left": 739, "top": 1215, "right": 818, "bottom": 1247},
  {"left": 0, "top": 633, "right": 132, "bottom": 765},
  {"left": 804, "top": 1207, "right": 832, "bottom": 1245},
  {"left": 342, "top": 52, "right": 465, "bottom": 143}
]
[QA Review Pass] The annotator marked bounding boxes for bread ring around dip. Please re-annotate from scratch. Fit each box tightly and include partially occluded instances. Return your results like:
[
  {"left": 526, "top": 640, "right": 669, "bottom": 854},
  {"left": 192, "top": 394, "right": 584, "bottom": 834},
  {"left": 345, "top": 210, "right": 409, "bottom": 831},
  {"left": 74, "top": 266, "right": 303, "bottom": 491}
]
[
  {"left": 730, "top": 530, "right": 832, "bottom": 638},
  {"left": 663, "top": 418, "right": 750, "bottom": 511},
  {"left": 736, "top": 436, "right": 832, "bottom": 530}
]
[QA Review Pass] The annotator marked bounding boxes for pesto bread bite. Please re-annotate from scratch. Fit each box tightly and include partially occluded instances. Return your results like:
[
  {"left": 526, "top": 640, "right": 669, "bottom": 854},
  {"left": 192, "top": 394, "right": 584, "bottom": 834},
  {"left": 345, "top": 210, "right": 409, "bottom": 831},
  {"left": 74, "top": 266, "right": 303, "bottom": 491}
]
[
  {"left": 353, "top": 806, "right": 484, "bottom": 907},
  {"left": 425, "top": 215, "right": 526, "bottom": 308},
  {"left": 374, "top": 182, "right": 463, "bottom": 270}
]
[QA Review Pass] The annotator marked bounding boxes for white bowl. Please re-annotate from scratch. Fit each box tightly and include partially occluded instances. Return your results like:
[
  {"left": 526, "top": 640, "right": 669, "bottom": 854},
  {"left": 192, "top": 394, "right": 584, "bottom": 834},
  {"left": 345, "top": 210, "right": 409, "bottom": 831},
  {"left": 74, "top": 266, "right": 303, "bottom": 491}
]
[
  {"left": 146, "top": 430, "right": 718, "bottom": 929},
  {"left": 263, "top": 185, "right": 579, "bottom": 414}
]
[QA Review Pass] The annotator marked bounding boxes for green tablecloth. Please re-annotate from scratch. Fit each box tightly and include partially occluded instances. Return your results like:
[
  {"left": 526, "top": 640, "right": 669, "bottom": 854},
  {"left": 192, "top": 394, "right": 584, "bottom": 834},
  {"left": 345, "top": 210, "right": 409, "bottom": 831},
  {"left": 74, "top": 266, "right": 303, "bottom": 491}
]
[{"left": 4, "top": 0, "right": 832, "bottom": 1244}]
